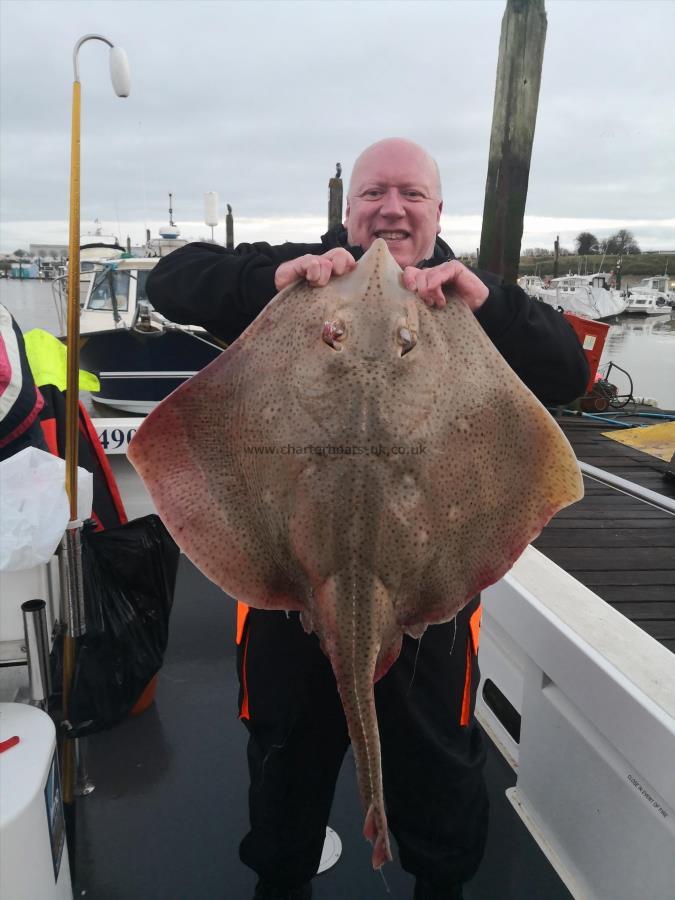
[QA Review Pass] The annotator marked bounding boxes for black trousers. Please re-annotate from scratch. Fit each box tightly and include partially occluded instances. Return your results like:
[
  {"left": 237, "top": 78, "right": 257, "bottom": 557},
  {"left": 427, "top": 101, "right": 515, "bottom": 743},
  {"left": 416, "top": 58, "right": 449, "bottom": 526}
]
[{"left": 236, "top": 596, "right": 488, "bottom": 889}]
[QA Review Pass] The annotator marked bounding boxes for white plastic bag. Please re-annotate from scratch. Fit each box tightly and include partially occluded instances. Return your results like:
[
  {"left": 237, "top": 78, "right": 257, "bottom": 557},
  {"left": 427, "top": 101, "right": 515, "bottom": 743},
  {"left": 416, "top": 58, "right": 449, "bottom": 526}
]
[{"left": 0, "top": 447, "right": 93, "bottom": 571}]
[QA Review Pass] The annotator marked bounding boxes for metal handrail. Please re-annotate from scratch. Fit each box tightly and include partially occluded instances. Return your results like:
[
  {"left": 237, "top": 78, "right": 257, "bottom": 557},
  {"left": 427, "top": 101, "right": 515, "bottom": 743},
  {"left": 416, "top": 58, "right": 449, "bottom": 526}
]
[{"left": 578, "top": 460, "right": 675, "bottom": 516}]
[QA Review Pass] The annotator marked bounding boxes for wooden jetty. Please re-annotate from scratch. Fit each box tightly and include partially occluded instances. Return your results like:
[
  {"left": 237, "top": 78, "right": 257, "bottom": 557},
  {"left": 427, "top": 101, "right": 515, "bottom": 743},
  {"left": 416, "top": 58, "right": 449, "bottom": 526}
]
[{"left": 534, "top": 409, "right": 675, "bottom": 654}]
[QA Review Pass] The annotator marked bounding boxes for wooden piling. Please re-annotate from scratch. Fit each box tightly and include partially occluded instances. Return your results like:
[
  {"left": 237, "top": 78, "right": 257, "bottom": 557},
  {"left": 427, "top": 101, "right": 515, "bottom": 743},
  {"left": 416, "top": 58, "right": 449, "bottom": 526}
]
[
  {"left": 478, "top": 0, "right": 547, "bottom": 283},
  {"left": 553, "top": 234, "right": 559, "bottom": 278},
  {"left": 226, "top": 204, "right": 234, "bottom": 249},
  {"left": 328, "top": 163, "right": 343, "bottom": 231}
]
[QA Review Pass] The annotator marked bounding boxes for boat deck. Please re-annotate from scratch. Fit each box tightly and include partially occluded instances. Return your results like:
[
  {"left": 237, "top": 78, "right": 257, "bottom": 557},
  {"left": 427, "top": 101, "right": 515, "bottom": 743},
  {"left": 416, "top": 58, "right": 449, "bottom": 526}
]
[
  {"left": 72, "top": 406, "right": 674, "bottom": 897},
  {"left": 534, "top": 409, "right": 675, "bottom": 653},
  {"left": 73, "top": 559, "right": 572, "bottom": 900}
]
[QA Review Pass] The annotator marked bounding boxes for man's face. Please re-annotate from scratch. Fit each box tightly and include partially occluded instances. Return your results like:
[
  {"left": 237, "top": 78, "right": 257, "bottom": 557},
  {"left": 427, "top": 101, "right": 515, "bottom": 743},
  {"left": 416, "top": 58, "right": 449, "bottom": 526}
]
[{"left": 344, "top": 143, "right": 443, "bottom": 269}]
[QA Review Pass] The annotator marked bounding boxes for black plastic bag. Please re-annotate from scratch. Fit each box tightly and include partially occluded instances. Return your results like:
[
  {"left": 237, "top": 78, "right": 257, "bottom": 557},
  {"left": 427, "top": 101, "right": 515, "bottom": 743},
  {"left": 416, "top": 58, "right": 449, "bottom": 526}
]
[{"left": 51, "top": 514, "right": 179, "bottom": 737}]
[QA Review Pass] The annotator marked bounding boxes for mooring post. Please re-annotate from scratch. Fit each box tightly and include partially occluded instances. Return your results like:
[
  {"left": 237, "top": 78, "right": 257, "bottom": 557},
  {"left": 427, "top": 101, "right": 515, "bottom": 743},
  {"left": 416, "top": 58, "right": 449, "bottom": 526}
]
[
  {"left": 478, "top": 0, "right": 547, "bottom": 283},
  {"left": 226, "top": 204, "right": 234, "bottom": 249},
  {"left": 328, "top": 163, "right": 343, "bottom": 231}
]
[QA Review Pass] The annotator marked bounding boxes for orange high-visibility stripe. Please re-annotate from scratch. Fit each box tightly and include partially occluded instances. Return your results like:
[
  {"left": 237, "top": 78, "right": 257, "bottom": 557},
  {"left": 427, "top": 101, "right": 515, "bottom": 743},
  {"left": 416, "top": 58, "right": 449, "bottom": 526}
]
[
  {"left": 469, "top": 603, "right": 482, "bottom": 653},
  {"left": 236, "top": 601, "right": 250, "bottom": 645},
  {"left": 460, "top": 637, "right": 473, "bottom": 726},
  {"left": 460, "top": 601, "right": 483, "bottom": 726},
  {"left": 239, "top": 624, "right": 251, "bottom": 721},
  {"left": 40, "top": 417, "right": 58, "bottom": 455}
]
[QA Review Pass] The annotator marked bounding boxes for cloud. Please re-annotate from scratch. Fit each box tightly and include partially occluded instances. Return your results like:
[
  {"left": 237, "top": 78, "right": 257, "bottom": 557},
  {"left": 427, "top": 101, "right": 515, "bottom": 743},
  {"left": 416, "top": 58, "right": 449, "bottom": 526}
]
[{"left": 1, "top": 0, "right": 673, "bottom": 252}]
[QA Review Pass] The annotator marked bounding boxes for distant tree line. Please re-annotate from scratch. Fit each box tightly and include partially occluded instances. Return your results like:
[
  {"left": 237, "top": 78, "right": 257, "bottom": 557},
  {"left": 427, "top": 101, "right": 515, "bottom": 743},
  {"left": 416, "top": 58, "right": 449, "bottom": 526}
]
[
  {"left": 523, "top": 230, "right": 642, "bottom": 259},
  {"left": 575, "top": 229, "right": 641, "bottom": 255},
  {"left": 523, "top": 246, "right": 572, "bottom": 258}
]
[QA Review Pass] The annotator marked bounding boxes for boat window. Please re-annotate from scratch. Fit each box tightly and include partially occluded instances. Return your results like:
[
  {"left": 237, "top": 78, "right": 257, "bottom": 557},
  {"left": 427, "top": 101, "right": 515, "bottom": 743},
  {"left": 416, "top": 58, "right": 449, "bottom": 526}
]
[
  {"left": 87, "top": 269, "right": 130, "bottom": 311},
  {"left": 135, "top": 269, "right": 151, "bottom": 304}
]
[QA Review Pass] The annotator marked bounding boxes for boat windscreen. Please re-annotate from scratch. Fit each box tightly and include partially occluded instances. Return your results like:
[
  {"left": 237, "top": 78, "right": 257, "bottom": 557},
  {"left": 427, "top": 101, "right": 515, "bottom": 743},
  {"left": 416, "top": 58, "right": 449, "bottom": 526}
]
[{"left": 88, "top": 269, "right": 130, "bottom": 311}]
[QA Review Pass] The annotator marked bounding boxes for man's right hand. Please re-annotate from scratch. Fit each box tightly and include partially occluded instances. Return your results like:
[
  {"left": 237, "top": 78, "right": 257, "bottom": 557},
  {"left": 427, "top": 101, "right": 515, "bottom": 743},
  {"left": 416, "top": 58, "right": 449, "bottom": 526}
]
[{"left": 274, "top": 248, "right": 357, "bottom": 291}]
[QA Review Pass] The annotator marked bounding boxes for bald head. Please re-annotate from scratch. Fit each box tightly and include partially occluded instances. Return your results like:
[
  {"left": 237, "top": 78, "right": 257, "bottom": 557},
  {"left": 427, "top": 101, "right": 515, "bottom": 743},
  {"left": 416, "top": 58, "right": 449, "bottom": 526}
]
[
  {"left": 344, "top": 138, "right": 444, "bottom": 268},
  {"left": 348, "top": 138, "right": 442, "bottom": 202}
]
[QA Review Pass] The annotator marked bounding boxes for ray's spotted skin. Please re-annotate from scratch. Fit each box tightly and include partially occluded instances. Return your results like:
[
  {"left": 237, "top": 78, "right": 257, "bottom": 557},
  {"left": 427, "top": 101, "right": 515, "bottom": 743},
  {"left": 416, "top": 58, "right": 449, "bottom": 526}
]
[{"left": 128, "top": 239, "right": 583, "bottom": 869}]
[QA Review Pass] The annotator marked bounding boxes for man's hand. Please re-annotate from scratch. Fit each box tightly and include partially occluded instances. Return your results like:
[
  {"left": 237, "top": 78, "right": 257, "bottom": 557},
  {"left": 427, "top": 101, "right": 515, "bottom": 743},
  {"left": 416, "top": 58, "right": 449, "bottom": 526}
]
[
  {"left": 274, "top": 248, "right": 357, "bottom": 291},
  {"left": 402, "top": 261, "right": 490, "bottom": 312}
]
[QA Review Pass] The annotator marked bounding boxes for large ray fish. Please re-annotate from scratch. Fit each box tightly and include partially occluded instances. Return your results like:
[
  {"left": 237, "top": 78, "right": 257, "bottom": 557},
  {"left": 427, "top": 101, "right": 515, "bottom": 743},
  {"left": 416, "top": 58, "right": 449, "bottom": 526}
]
[{"left": 128, "top": 239, "right": 583, "bottom": 868}]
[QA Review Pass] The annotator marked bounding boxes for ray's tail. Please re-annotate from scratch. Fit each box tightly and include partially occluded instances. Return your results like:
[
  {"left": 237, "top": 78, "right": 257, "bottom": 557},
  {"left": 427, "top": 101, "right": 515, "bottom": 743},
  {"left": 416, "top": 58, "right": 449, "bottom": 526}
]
[{"left": 314, "top": 574, "right": 399, "bottom": 869}]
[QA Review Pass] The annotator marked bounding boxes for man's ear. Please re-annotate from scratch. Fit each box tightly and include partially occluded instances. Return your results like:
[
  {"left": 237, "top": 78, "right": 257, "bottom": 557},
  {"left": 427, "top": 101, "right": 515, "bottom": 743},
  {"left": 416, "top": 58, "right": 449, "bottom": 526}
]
[
  {"left": 344, "top": 202, "right": 350, "bottom": 227},
  {"left": 436, "top": 200, "right": 443, "bottom": 234}
]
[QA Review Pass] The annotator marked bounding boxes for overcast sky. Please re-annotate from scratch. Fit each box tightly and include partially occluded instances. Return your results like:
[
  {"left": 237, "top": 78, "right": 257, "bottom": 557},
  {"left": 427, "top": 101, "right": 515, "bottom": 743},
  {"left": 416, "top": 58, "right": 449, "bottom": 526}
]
[{"left": 1, "top": 0, "right": 674, "bottom": 254}]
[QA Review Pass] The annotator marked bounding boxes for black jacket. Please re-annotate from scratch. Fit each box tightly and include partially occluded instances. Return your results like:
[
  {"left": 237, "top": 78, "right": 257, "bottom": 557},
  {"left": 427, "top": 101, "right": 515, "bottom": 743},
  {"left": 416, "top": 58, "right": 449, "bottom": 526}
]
[{"left": 146, "top": 227, "right": 589, "bottom": 405}]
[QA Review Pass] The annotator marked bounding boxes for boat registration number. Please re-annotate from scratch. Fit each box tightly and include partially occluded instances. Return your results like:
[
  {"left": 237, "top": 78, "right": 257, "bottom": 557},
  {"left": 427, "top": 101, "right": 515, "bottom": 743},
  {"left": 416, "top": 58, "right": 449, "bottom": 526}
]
[{"left": 93, "top": 418, "right": 144, "bottom": 455}]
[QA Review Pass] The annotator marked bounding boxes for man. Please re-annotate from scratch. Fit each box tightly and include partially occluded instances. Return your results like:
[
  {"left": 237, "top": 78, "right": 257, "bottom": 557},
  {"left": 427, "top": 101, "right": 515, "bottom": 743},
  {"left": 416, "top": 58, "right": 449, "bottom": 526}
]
[{"left": 146, "top": 138, "right": 588, "bottom": 900}]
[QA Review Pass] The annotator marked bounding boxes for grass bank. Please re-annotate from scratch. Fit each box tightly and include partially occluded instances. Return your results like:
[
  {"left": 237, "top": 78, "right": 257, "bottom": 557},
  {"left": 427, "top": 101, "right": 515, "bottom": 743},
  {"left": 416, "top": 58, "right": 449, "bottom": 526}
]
[{"left": 516, "top": 252, "right": 671, "bottom": 279}]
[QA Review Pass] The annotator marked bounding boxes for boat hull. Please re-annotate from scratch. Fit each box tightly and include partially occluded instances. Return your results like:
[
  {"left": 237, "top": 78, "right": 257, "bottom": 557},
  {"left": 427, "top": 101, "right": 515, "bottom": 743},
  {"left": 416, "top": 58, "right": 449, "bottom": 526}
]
[{"left": 78, "top": 327, "right": 223, "bottom": 415}]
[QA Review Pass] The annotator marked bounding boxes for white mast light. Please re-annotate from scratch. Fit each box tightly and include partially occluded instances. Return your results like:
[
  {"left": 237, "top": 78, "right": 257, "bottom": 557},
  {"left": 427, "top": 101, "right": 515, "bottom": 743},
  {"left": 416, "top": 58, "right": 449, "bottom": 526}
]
[
  {"left": 204, "top": 191, "right": 219, "bottom": 241},
  {"left": 109, "top": 46, "right": 131, "bottom": 97}
]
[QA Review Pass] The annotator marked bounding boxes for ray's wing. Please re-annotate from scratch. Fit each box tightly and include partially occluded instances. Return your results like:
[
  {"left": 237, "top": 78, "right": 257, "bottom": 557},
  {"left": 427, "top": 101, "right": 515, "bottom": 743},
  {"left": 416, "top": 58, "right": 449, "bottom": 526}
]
[
  {"left": 391, "top": 298, "right": 583, "bottom": 630},
  {"left": 127, "top": 282, "right": 322, "bottom": 609}
]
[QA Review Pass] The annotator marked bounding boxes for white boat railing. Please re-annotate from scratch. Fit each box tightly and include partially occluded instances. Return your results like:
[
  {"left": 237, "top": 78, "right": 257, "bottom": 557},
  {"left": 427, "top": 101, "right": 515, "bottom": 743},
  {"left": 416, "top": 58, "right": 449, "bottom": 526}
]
[
  {"left": 477, "top": 544, "right": 675, "bottom": 900},
  {"left": 578, "top": 460, "right": 675, "bottom": 514}
]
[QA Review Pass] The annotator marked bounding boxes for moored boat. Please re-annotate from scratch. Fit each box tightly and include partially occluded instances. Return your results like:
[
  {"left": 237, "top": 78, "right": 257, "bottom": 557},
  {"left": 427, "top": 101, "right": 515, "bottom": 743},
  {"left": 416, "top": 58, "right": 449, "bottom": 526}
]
[
  {"left": 624, "top": 275, "right": 675, "bottom": 314},
  {"left": 628, "top": 274, "right": 675, "bottom": 307},
  {"left": 72, "top": 256, "right": 225, "bottom": 414},
  {"left": 534, "top": 272, "right": 628, "bottom": 320}
]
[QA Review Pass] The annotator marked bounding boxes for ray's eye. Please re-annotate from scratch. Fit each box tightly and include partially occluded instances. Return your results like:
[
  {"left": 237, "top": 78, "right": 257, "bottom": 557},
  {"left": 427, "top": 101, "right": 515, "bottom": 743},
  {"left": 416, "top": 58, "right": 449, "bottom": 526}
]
[
  {"left": 323, "top": 319, "right": 346, "bottom": 350},
  {"left": 398, "top": 326, "right": 417, "bottom": 356}
]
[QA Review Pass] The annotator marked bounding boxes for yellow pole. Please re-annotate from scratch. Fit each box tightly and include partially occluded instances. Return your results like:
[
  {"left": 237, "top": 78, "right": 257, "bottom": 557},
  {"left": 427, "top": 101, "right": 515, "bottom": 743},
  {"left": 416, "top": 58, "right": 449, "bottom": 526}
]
[
  {"left": 61, "top": 77, "right": 81, "bottom": 806},
  {"left": 65, "top": 79, "right": 81, "bottom": 518}
]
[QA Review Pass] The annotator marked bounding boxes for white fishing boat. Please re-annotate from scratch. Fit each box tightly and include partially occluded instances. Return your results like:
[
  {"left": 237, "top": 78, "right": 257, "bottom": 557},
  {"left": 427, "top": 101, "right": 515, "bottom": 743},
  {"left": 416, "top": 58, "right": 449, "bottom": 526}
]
[
  {"left": 626, "top": 274, "right": 675, "bottom": 312},
  {"left": 516, "top": 274, "right": 546, "bottom": 296},
  {"left": 624, "top": 275, "right": 675, "bottom": 314},
  {"left": 48, "top": 215, "right": 223, "bottom": 415},
  {"left": 624, "top": 293, "right": 671, "bottom": 315},
  {"left": 59, "top": 256, "right": 223, "bottom": 415},
  {"left": 535, "top": 273, "right": 628, "bottom": 320}
]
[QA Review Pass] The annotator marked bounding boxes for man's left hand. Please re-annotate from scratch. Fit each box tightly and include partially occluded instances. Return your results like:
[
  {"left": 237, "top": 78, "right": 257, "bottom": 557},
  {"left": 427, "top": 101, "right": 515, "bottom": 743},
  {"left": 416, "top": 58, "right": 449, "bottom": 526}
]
[{"left": 402, "top": 261, "right": 489, "bottom": 312}]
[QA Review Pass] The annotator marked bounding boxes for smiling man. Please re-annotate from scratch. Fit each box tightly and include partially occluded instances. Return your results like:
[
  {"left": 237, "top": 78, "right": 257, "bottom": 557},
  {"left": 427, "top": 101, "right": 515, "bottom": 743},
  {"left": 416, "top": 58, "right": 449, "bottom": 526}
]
[
  {"left": 271, "top": 138, "right": 490, "bottom": 316},
  {"left": 347, "top": 138, "right": 443, "bottom": 268},
  {"left": 146, "top": 139, "right": 588, "bottom": 900}
]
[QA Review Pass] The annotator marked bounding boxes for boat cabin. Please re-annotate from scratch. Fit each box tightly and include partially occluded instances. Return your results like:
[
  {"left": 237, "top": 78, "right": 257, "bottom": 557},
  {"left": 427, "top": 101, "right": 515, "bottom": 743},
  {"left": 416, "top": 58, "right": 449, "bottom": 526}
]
[
  {"left": 551, "top": 273, "right": 613, "bottom": 292},
  {"left": 80, "top": 257, "right": 159, "bottom": 335},
  {"left": 636, "top": 275, "right": 672, "bottom": 293}
]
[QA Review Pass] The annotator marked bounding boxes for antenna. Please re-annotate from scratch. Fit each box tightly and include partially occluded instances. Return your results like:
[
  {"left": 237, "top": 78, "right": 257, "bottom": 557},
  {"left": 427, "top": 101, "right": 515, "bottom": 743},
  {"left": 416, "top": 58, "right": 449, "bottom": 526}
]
[{"left": 168, "top": 192, "right": 175, "bottom": 227}]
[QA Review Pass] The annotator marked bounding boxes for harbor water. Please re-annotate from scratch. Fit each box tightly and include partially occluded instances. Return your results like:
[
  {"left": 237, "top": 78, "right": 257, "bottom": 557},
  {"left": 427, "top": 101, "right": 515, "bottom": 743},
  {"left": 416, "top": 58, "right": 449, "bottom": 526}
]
[{"left": 2, "top": 277, "right": 674, "bottom": 410}]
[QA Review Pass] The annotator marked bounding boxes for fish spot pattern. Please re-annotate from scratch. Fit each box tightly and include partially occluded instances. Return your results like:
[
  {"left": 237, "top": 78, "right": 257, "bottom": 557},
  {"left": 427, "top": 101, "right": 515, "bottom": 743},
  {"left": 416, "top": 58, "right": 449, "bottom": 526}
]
[{"left": 127, "top": 238, "right": 583, "bottom": 871}]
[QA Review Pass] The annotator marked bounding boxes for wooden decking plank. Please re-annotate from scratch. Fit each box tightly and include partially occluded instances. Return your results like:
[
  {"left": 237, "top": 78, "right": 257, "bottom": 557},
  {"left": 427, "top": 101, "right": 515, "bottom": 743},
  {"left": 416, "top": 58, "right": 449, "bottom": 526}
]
[
  {"left": 546, "top": 518, "right": 670, "bottom": 530},
  {"left": 558, "top": 498, "right": 671, "bottom": 512},
  {"left": 603, "top": 598, "right": 675, "bottom": 617},
  {"left": 540, "top": 548, "right": 674, "bottom": 570},
  {"left": 554, "top": 507, "right": 666, "bottom": 520},
  {"left": 535, "top": 528, "right": 675, "bottom": 549},
  {"left": 564, "top": 570, "right": 675, "bottom": 586},
  {"left": 634, "top": 620, "right": 675, "bottom": 641},
  {"left": 527, "top": 411, "right": 675, "bottom": 652}
]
